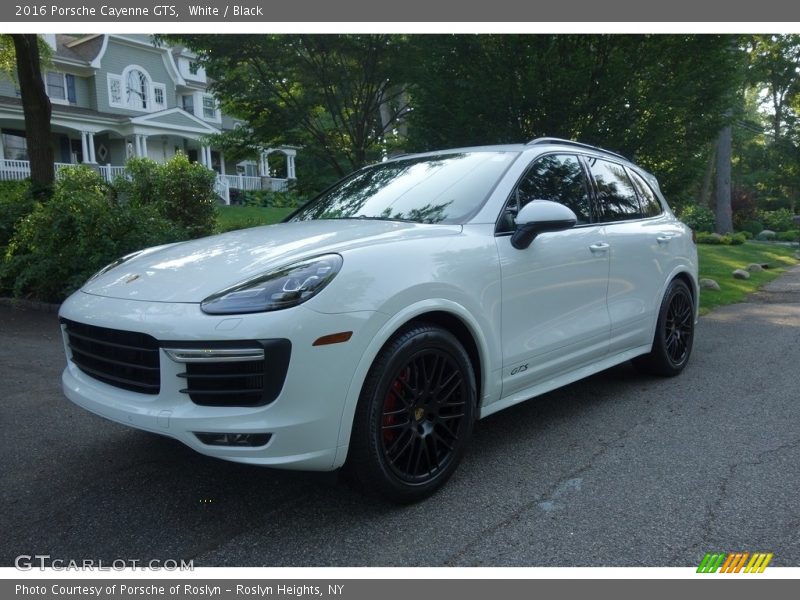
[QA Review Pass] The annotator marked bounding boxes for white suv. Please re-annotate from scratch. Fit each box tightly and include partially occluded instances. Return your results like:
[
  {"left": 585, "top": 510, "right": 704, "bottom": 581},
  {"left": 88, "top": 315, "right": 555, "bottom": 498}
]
[{"left": 59, "top": 138, "right": 698, "bottom": 503}]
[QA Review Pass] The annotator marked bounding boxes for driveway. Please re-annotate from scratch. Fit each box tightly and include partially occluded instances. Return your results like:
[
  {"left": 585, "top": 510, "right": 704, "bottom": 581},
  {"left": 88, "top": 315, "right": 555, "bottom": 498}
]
[{"left": 1, "top": 267, "right": 799, "bottom": 567}]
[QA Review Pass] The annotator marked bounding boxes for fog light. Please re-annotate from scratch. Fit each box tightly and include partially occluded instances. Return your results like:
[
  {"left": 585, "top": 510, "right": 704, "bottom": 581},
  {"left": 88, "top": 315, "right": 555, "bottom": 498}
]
[{"left": 194, "top": 432, "right": 272, "bottom": 447}]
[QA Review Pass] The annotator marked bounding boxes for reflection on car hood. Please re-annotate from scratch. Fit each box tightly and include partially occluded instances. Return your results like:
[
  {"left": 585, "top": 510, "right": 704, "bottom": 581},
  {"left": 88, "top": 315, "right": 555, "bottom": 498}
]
[{"left": 81, "top": 219, "right": 462, "bottom": 303}]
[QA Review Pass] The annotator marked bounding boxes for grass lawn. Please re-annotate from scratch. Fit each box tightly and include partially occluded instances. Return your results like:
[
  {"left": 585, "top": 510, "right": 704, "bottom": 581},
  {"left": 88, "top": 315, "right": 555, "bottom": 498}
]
[
  {"left": 697, "top": 241, "right": 799, "bottom": 314},
  {"left": 216, "top": 206, "right": 295, "bottom": 233}
]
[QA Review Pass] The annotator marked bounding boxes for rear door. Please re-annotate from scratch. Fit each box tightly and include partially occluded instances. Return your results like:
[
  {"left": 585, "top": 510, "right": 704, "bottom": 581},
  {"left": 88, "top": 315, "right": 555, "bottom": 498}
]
[{"left": 584, "top": 157, "right": 675, "bottom": 353}]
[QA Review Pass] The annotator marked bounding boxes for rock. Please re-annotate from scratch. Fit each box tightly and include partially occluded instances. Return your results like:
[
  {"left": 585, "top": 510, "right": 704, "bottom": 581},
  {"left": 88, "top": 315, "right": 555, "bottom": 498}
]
[
  {"left": 756, "top": 230, "right": 776, "bottom": 241},
  {"left": 747, "top": 263, "right": 764, "bottom": 272},
  {"left": 732, "top": 269, "right": 750, "bottom": 280},
  {"left": 699, "top": 278, "right": 721, "bottom": 291}
]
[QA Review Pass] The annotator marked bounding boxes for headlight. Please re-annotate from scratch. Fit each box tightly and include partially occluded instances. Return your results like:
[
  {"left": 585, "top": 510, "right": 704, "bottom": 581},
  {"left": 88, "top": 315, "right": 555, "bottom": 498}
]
[
  {"left": 85, "top": 250, "right": 145, "bottom": 284},
  {"left": 201, "top": 254, "right": 343, "bottom": 315}
]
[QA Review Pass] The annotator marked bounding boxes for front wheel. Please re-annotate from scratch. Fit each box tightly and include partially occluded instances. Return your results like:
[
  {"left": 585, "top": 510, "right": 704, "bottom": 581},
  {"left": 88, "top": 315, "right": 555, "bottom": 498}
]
[
  {"left": 633, "top": 278, "right": 695, "bottom": 376},
  {"left": 346, "top": 323, "right": 476, "bottom": 503}
]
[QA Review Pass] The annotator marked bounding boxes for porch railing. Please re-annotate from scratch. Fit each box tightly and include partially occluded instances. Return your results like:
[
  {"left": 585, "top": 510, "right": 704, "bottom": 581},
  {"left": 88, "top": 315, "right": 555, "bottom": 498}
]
[{"left": 1, "top": 160, "right": 291, "bottom": 205}]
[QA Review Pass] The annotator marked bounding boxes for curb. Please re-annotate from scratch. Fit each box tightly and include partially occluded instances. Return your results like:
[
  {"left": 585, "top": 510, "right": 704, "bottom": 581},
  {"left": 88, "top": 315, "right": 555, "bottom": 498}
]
[{"left": 0, "top": 297, "right": 61, "bottom": 313}]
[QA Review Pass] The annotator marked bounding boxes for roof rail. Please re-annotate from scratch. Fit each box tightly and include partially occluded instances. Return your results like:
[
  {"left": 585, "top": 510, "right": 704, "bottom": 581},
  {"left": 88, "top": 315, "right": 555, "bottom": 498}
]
[{"left": 526, "top": 137, "right": 627, "bottom": 161}]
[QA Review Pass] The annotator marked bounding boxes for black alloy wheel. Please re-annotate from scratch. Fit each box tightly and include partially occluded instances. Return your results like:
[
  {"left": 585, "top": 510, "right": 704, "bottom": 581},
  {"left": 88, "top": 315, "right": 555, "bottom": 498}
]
[
  {"left": 633, "top": 278, "right": 695, "bottom": 376},
  {"left": 347, "top": 323, "right": 476, "bottom": 503}
]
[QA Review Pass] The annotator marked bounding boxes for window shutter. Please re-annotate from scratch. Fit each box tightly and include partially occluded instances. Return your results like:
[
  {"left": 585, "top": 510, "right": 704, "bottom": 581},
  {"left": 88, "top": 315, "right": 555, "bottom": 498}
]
[{"left": 66, "top": 74, "right": 76, "bottom": 103}]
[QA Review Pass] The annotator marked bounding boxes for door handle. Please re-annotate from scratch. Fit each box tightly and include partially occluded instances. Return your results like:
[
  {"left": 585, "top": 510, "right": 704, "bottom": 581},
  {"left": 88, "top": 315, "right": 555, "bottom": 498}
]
[
  {"left": 589, "top": 242, "right": 610, "bottom": 253},
  {"left": 656, "top": 234, "right": 674, "bottom": 244}
]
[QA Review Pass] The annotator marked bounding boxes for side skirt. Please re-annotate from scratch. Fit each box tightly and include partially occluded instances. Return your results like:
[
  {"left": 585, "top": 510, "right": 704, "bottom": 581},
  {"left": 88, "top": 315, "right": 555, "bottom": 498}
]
[{"left": 478, "top": 344, "right": 652, "bottom": 419}]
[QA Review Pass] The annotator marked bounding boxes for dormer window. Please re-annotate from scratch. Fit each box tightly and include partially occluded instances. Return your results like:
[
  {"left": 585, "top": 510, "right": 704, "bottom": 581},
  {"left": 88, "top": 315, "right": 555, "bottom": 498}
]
[{"left": 108, "top": 66, "right": 166, "bottom": 113}]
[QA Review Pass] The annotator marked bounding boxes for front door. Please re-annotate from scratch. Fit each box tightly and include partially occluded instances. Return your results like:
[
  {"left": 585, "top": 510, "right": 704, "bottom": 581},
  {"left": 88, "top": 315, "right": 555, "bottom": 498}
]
[{"left": 496, "top": 153, "right": 611, "bottom": 398}]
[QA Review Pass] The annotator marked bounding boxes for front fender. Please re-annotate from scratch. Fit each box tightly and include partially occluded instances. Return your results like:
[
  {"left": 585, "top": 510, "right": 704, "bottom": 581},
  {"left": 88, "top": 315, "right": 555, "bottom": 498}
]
[{"left": 330, "top": 298, "right": 499, "bottom": 469}]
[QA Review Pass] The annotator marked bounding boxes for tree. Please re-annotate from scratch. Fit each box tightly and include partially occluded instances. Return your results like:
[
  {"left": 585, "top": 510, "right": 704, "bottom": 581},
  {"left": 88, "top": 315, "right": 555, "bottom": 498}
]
[
  {"left": 0, "top": 35, "right": 55, "bottom": 198},
  {"left": 403, "top": 35, "right": 744, "bottom": 205},
  {"left": 167, "top": 35, "right": 410, "bottom": 187}
]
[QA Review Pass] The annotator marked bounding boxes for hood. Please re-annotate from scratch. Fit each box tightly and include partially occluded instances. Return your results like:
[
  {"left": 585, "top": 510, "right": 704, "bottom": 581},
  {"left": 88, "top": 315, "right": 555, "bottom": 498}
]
[{"left": 82, "top": 219, "right": 462, "bottom": 303}]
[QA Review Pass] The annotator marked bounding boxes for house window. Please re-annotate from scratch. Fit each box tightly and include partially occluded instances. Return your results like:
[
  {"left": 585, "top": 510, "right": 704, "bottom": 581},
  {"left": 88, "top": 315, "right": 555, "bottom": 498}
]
[
  {"left": 46, "top": 71, "right": 66, "bottom": 101},
  {"left": 182, "top": 95, "right": 194, "bottom": 114},
  {"left": 189, "top": 61, "right": 200, "bottom": 75},
  {"left": 202, "top": 95, "right": 217, "bottom": 120},
  {"left": 108, "top": 75, "right": 122, "bottom": 106},
  {"left": 153, "top": 85, "right": 165, "bottom": 109},
  {"left": 126, "top": 69, "right": 150, "bottom": 110},
  {"left": 2, "top": 132, "right": 28, "bottom": 161}
]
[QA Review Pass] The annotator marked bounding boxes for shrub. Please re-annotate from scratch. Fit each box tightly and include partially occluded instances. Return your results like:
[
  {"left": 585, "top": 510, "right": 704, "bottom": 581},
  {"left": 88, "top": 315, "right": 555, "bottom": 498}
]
[
  {"left": 0, "top": 180, "right": 36, "bottom": 254},
  {"left": 239, "top": 188, "right": 304, "bottom": 209},
  {"left": 758, "top": 208, "right": 795, "bottom": 232},
  {"left": 739, "top": 220, "right": 764, "bottom": 237},
  {"left": 117, "top": 153, "right": 218, "bottom": 238},
  {"left": 678, "top": 204, "right": 715, "bottom": 232},
  {"left": 695, "top": 232, "right": 745, "bottom": 245},
  {"left": 695, "top": 232, "right": 723, "bottom": 244},
  {"left": 776, "top": 230, "right": 799, "bottom": 243},
  {"left": 1, "top": 168, "right": 185, "bottom": 303},
  {"left": 737, "top": 230, "right": 754, "bottom": 240},
  {"left": 732, "top": 187, "right": 759, "bottom": 230}
]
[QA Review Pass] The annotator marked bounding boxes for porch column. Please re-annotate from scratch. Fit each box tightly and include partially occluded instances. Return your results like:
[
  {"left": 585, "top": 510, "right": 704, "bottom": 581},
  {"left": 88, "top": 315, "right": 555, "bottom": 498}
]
[
  {"left": 140, "top": 135, "right": 148, "bottom": 159},
  {"left": 134, "top": 135, "right": 141, "bottom": 157},
  {"left": 220, "top": 153, "right": 226, "bottom": 176},
  {"left": 87, "top": 133, "right": 97, "bottom": 163},
  {"left": 80, "top": 132, "right": 89, "bottom": 163},
  {"left": 287, "top": 154, "right": 296, "bottom": 179},
  {"left": 259, "top": 151, "right": 269, "bottom": 177}
]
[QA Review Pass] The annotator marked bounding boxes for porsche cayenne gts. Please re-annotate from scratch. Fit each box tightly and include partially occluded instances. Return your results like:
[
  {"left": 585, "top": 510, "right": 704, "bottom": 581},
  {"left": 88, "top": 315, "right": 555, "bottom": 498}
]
[{"left": 59, "top": 138, "right": 698, "bottom": 502}]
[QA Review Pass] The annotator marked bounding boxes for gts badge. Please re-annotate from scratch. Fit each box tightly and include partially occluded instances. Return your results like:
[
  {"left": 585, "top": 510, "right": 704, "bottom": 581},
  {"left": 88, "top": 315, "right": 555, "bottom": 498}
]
[{"left": 511, "top": 364, "right": 528, "bottom": 376}]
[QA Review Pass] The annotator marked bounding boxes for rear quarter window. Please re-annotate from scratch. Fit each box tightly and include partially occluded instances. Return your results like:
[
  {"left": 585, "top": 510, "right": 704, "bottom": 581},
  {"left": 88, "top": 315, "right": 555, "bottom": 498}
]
[{"left": 628, "top": 169, "right": 664, "bottom": 218}]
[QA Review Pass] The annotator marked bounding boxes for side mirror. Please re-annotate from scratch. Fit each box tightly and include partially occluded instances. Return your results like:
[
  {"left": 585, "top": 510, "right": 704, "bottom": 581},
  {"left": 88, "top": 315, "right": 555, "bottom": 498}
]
[{"left": 511, "top": 200, "right": 577, "bottom": 250}]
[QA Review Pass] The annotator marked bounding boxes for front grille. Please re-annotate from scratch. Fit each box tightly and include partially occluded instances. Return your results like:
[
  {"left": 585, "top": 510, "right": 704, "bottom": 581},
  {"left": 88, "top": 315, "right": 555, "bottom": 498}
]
[
  {"left": 174, "top": 339, "right": 291, "bottom": 407},
  {"left": 62, "top": 319, "right": 160, "bottom": 394}
]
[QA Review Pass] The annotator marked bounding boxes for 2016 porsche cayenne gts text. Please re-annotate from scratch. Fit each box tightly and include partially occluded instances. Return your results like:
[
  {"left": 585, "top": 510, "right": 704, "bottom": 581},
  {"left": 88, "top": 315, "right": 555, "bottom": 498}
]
[{"left": 59, "top": 138, "right": 698, "bottom": 502}]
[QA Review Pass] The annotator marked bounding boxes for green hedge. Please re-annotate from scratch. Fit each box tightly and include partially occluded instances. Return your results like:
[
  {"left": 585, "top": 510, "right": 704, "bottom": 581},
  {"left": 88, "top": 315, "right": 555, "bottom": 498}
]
[
  {"left": 695, "top": 232, "right": 746, "bottom": 245},
  {"left": 1, "top": 154, "right": 218, "bottom": 303}
]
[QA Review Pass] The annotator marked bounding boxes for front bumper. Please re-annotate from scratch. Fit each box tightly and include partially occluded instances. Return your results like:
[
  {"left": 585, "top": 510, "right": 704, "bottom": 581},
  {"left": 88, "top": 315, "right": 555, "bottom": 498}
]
[{"left": 59, "top": 291, "right": 382, "bottom": 471}]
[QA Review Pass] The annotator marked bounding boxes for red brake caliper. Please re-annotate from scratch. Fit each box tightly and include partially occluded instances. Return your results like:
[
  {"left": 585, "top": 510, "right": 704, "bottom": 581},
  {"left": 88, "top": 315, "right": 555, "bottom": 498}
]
[{"left": 383, "top": 368, "right": 408, "bottom": 444}]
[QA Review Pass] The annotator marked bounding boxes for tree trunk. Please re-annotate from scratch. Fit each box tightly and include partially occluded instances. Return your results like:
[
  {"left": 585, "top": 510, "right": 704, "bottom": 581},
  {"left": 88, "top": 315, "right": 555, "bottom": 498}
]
[
  {"left": 11, "top": 34, "right": 54, "bottom": 198},
  {"left": 698, "top": 144, "right": 715, "bottom": 209},
  {"left": 714, "top": 124, "right": 733, "bottom": 234}
]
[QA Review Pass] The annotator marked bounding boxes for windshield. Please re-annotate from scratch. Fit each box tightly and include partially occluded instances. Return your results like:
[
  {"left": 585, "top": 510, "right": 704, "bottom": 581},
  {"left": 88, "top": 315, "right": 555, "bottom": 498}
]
[{"left": 290, "top": 151, "right": 518, "bottom": 224}]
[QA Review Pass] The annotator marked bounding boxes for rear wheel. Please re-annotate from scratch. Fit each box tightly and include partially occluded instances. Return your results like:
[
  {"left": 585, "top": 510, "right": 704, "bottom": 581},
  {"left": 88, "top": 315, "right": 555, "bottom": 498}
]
[
  {"left": 633, "top": 278, "right": 695, "bottom": 376},
  {"left": 346, "top": 323, "right": 476, "bottom": 503}
]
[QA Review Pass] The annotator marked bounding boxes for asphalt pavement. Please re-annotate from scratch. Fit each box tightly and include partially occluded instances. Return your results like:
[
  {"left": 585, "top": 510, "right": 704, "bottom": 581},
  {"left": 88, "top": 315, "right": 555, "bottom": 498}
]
[{"left": 1, "top": 267, "right": 799, "bottom": 567}]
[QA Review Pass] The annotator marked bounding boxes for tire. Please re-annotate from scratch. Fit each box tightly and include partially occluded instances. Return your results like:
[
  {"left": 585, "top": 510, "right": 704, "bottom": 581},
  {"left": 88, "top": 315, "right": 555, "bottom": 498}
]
[
  {"left": 632, "top": 278, "right": 695, "bottom": 377},
  {"left": 346, "top": 323, "right": 476, "bottom": 503}
]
